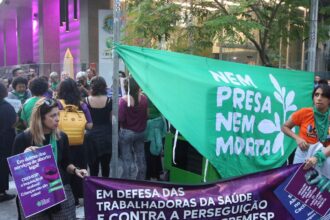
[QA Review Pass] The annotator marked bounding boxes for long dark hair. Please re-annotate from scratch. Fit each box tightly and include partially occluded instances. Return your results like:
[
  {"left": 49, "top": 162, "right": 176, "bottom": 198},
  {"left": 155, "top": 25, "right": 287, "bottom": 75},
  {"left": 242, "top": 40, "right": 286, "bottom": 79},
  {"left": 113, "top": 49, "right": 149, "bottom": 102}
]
[
  {"left": 57, "top": 78, "right": 81, "bottom": 107},
  {"left": 124, "top": 77, "right": 140, "bottom": 106},
  {"left": 90, "top": 76, "right": 107, "bottom": 96}
]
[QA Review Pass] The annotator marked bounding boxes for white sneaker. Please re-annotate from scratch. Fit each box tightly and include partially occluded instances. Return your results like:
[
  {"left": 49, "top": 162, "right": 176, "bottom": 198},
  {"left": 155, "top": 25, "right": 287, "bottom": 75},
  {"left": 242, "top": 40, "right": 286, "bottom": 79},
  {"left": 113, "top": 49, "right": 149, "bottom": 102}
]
[{"left": 75, "top": 205, "right": 85, "bottom": 219}]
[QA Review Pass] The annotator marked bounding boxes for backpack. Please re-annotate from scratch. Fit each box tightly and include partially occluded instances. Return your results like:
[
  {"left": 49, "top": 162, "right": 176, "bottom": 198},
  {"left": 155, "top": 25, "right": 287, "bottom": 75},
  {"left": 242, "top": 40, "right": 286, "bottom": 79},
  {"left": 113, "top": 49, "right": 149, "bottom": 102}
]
[{"left": 58, "top": 100, "right": 87, "bottom": 146}]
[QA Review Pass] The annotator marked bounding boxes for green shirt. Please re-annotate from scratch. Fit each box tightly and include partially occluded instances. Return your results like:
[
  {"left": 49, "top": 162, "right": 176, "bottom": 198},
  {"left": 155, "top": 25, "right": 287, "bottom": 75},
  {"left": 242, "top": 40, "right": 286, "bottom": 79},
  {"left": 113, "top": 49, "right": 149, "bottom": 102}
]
[{"left": 20, "top": 97, "right": 40, "bottom": 126}]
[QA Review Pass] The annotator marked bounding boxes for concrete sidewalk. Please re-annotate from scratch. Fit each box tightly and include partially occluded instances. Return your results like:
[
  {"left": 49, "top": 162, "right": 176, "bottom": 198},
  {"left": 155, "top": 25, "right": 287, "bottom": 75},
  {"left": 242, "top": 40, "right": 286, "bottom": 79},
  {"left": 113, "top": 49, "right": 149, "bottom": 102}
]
[{"left": 0, "top": 180, "right": 18, "bottom": 219}]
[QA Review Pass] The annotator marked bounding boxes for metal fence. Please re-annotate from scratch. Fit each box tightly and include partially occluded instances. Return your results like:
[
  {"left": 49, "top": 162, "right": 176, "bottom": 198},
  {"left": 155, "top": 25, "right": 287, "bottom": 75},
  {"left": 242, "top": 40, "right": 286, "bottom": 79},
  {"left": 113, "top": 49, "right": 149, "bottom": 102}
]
[{"left": 0, "top": 63, "right": 90, "bottom": 80}]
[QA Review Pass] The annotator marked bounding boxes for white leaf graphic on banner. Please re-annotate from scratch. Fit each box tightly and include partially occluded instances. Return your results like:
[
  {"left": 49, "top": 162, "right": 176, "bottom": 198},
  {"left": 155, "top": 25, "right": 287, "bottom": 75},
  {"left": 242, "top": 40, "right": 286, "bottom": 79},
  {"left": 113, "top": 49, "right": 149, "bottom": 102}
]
[
  {"left": 274, "top": 92, "right": 283, "bottom": 103},
  {"left": 258, "top": 119, "right": 277, "bottom": 134},
  {"left": 285, "top": 91, "right": 295, "bottom": 108},
  {"left": 281, "top": 87, "right": 286, "bottom": 99},
  {"left": 270, "top": 74, "right": 282, "bottom": 94},
  {"left": 287, "top": 105, "right": 297, "bottom": 112},
  {"left": 255, "top": 74, "right": 298, "bottom": 156},
  {"left": 272, "top": 132, "right": 284, "bottom": 154},
  {"left": 274, "top": 112, "right": 281, "bottom": 131}
]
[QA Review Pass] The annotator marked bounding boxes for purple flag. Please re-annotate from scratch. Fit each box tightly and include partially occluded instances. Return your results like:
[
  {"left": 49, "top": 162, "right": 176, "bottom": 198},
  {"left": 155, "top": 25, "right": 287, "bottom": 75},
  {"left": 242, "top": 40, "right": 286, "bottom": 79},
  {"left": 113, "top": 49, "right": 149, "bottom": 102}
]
[
  {"left": 7, "top": 145, "right": 66, "bottom": 218},
  {"left": 84, "top": 165, "right": 327, "bottom": 220}
]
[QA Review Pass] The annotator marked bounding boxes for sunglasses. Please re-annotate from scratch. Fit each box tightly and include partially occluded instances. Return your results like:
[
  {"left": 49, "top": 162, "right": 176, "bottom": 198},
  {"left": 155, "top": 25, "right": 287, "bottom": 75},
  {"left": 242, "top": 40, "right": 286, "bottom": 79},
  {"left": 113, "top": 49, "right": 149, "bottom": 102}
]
[{"left": 41, "top": 98, "right": 57, "bottom": 107}]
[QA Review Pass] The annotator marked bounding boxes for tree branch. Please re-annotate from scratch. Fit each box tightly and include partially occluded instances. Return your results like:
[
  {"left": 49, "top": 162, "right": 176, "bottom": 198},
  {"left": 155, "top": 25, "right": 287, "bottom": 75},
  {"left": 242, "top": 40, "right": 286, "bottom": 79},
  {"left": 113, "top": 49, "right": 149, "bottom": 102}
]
[
  {"left": 249, "top": 4, "right": 266, "bottom": 25},
  {"left": 213, "top": 0, "right": 229, "bottom": 15},
  {"left": 261, "top": 0, "right": 285, "bottom": 50}
]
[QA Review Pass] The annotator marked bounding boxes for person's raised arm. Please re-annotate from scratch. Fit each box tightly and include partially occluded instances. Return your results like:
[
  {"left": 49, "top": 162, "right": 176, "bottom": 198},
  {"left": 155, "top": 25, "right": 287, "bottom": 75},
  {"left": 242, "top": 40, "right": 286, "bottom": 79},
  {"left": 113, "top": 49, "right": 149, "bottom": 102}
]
[{"left": 281, "top": 117, "right": 309, "bottom": 151}]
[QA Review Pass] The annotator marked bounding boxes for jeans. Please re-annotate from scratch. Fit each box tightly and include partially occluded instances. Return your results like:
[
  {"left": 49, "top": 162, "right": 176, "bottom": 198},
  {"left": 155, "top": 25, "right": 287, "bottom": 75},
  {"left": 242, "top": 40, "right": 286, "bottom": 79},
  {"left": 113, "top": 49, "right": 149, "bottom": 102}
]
[{"left": 119, "top": 128, "right": 146, "bottom": 180}]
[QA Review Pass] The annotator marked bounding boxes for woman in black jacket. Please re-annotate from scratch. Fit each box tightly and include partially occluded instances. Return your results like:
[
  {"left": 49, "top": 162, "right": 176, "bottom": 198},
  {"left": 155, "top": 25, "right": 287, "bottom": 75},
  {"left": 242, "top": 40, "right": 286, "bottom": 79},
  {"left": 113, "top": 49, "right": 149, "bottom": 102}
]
[{"left": 12, "top": 97, "right": 88, "bottom": 219}]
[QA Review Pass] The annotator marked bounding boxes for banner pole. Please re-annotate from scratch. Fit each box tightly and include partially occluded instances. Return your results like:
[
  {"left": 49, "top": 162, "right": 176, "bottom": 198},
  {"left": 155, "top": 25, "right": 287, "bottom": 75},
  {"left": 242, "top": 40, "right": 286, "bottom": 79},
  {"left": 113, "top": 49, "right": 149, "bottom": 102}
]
[
  {"left": 307, "top": 0, "right": 319, "bottom": 73},
  {"left": 111, "top": 0, "right": 121, "bottom": 178}
]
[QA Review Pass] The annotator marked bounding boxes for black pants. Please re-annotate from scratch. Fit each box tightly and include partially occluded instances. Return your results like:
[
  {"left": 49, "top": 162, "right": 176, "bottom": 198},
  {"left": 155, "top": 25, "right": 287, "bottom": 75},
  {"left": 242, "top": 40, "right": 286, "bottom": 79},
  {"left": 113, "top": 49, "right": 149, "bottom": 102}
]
[
  {"left": 144, "top": 141, "right": 163, "bottom": 180},
  {"left": 0, "top": 154, "right": 9, "bottom": 192},
  {"left": 69, "top": 145, "right": 87, "bottom": 202},
  {"left": 89, "top": 154, "right": 111, "bottom": 177}
]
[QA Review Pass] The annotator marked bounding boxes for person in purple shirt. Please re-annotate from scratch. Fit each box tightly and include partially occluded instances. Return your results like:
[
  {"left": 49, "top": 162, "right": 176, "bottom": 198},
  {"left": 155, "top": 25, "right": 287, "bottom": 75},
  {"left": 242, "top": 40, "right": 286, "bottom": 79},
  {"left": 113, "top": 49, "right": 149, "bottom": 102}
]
[
  {"left": 57, "top": 78, "right": 93, "bottom": 205},
  {"left": 119, "top": 77, "right": 148, "bottom": 180}
]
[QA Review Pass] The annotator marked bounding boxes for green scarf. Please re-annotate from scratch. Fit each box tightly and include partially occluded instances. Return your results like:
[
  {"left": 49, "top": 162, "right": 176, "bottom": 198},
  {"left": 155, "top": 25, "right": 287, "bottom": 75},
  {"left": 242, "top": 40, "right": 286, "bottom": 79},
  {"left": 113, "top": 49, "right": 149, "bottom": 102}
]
[
  {"left": 51, "top": 82, "right": 58, "bottom": 91},
  {"left": 12, "top": 91, "right": 28, "bottom": 103},
  {"left": 313, "top": 106, "right": 330, "bottom": 142},
  {"left": 50, "top": 134, "right": 58, "bottom": 161},
  {"left": 38, "top": 134, "right": 58, "bottom": 161}
]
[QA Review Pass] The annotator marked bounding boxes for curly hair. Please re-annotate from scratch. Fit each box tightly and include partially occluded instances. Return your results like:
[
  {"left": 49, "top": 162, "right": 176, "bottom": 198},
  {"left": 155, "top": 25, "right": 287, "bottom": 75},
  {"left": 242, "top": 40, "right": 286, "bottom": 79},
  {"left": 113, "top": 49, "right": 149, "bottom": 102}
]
[
  {"left": 57, "top": 78, "right": 81, "bottom": 107},
  {"left": 29, "top": 77, "right": 49, "bottom": 96},
  {"left": 12, "top": 76, "right": 28, "bottom": 90},
  {"left": 90, "top": 76, "right": 107, "bottom": 96}
]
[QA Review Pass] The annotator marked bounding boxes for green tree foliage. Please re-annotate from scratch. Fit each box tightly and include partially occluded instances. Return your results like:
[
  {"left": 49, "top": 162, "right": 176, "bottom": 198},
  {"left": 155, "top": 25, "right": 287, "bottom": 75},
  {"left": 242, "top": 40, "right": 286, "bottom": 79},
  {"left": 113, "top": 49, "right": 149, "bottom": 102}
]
[
  {"left": 124, "top": 0, "right": 325, "bottom": 66},
  {"left": 123, "top": 0, "right": 181, "bottom": 48}
]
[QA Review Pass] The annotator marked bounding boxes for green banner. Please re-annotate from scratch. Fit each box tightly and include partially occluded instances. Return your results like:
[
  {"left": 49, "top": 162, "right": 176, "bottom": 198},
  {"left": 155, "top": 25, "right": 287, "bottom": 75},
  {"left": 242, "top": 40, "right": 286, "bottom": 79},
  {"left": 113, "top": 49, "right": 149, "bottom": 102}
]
[{"left": 115, "top": 44, "right": 313, "bottom": 178}]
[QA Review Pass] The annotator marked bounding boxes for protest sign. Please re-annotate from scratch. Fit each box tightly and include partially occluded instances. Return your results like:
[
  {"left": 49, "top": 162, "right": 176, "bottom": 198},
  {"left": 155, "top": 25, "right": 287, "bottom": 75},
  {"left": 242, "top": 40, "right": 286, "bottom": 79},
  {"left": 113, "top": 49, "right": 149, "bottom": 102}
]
[
  {"left": 285, "top": 165, "right": 330, "bottom": 216},
  {"left": 274, "top": 172, "right": 321, "bottom": 220},
  {"left": 115, "top": 44, "right": 313, "bottom": 178},
  {"left": 7, "top": 145, "right": 66, "bottom": 218},
  {"left": 83, "top": 164, "right": 329, "bottom": 220}
]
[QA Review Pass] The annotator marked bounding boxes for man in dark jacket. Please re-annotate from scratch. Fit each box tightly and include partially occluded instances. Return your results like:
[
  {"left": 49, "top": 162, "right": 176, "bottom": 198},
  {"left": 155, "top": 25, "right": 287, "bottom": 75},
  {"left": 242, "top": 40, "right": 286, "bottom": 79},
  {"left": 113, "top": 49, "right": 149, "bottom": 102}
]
[{"left": 0, "top": 82, "right": 17, "bottom": 202}]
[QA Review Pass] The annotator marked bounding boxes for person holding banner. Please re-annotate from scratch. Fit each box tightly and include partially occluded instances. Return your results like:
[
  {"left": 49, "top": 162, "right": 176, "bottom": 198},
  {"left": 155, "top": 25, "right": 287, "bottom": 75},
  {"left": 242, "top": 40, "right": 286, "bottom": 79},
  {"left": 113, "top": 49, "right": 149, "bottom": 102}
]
[
  {"left": 305, "top": 146, "right": 330, "bottom": 170},
  {"left": 12, "top": 97, "right": 88, "bottom": 219},
  {"left": 0, "top": 82, "right": 17, "bottom": 203},
  {"left": 282, "top": 84, "right": 330, "bottom": 164}
]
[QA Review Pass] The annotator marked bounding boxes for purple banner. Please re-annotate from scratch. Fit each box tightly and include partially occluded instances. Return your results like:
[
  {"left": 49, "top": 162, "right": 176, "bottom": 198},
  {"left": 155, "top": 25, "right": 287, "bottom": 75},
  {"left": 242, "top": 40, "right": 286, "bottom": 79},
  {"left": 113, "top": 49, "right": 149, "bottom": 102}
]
[
  {"left": 7, "top": 145, "right": 66, "bottom": 218},
  {"left": 84, "top": 165, "right": 317, "bottom": 220}
]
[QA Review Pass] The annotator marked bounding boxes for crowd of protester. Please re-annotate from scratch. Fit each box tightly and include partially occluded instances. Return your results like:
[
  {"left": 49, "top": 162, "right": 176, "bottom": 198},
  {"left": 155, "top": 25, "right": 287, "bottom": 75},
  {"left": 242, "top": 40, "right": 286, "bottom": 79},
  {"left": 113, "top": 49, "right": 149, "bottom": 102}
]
[
  {"left": 0, "top": 67, "right": 168, "bottom": 219},
  {"left": 0, "top": 67, "right": 329, "bottom": 219}
]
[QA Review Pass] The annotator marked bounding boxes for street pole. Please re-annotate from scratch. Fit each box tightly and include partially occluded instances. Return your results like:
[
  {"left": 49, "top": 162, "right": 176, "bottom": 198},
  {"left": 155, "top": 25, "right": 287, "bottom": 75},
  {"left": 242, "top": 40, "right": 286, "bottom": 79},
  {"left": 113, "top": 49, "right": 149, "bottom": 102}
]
[
  {"left": 111, "top": 0, "right": 121, "bottom": 178},
  {"left": 307, "top": 0, "right": 319, "bottom": 72}
]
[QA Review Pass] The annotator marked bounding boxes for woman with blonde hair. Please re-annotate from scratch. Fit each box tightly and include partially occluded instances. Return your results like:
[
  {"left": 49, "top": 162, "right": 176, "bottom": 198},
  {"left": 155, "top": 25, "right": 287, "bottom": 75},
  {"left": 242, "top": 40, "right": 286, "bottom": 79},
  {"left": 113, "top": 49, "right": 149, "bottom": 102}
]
[{"left": 12, "top": 97, "right": 88, "bottom": 219}]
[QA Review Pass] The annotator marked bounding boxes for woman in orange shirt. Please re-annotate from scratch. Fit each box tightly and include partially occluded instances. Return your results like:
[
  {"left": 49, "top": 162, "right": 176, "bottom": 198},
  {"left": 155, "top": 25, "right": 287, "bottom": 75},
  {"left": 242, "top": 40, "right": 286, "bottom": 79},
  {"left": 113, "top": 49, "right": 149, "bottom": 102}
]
[{"left": 282, "top": 84, "right": 330, "bottom": 164}]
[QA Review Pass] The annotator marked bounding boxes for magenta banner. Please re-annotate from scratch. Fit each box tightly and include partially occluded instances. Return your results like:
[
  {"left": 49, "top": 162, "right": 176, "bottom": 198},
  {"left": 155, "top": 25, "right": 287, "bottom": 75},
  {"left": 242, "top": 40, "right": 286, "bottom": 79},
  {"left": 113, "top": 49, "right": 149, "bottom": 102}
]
[
  {"left": 84, "top": 165, "right": 330, "bottom": 220},
  {"left": 7, "top": 145, "right": 66, "bottom": 218}
]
